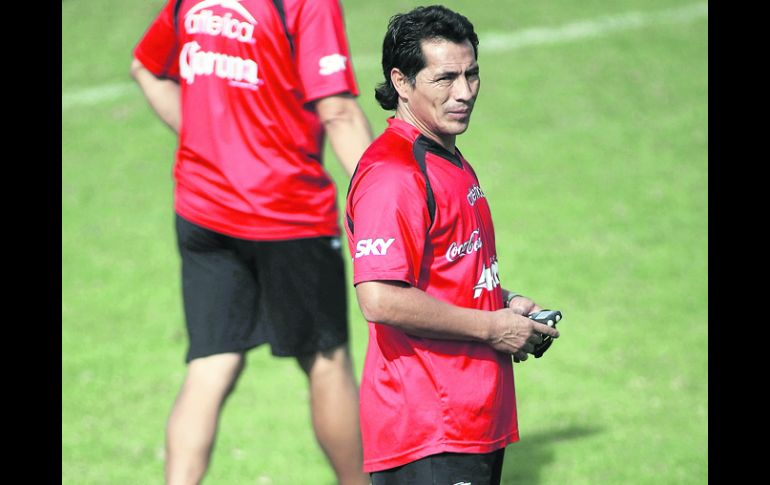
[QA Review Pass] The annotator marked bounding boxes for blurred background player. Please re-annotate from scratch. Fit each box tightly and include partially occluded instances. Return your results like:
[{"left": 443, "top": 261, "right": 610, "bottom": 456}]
[{"left": 130, "top": 1, "right": 372, "bottom": 484}]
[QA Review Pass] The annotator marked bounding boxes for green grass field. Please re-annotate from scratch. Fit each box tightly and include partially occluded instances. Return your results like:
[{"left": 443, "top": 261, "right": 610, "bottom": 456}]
[{"left": 62, "top": 0, "right": 708, "bottom": 483}]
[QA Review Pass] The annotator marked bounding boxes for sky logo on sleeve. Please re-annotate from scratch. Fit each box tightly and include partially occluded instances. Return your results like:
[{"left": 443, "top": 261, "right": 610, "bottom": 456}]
[
  {"left": 355, "top": 238, "right": 395, "bottom": 258},
  {"left": 319, "top": 54, "right": 348, "bottom": 75}
]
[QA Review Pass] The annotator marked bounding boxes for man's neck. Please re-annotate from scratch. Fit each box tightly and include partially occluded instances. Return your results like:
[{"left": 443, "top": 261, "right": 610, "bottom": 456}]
[{"left": 394, "top": 107, "right": 456, "bottom": 153}]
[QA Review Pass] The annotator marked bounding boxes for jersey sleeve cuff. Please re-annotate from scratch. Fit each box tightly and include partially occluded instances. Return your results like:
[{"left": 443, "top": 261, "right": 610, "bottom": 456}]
[{"left": 353, "top": 271, "right": 416, "bottom": 287}]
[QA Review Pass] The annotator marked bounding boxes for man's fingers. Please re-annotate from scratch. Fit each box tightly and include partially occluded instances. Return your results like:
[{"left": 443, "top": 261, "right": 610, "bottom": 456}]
[
  {"left": 527, "top": 333, "right": 543, "bottom": 345},
  {"left": 533, "top": 321, "right": 559, "bottom": 338}
]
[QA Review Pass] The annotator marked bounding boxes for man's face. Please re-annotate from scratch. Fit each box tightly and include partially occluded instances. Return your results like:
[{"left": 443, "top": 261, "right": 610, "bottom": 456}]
[{"left": 401, "top": 38, "right": 480, "bottom": 144}]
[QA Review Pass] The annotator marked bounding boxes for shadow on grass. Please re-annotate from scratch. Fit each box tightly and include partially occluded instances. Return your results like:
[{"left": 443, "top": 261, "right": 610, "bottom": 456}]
[{"left": 501, "top": 425, "right": 602, "bottom": 484}]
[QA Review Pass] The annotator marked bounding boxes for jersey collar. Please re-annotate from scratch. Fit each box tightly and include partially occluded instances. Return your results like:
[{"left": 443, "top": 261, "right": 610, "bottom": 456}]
[
  {"left": 387, "top": 116, "right": 423, "bottom": 142},
  {"left": 386, "top": 117, "right": 464, "bottom": 168}
]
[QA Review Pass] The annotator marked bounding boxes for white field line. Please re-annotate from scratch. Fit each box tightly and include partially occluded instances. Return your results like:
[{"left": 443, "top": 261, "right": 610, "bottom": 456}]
[
  {"left": 61, "top": 2, "right": 707, "bottom": 110},
  {"left": 480, "top": 2, "right": 707, "bottom": 52}
]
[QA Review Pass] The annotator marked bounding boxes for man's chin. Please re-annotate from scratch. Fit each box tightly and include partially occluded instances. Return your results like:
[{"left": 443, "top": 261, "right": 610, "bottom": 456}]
[{"left": 450, "top": 121, "right": 471, "bottom": 135}]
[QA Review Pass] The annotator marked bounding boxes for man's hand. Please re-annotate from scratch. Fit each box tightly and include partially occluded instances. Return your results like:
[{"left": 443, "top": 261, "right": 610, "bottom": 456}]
[
  {"left": 487, "top": 309, "right": 559, "bottom": 362},
  {"left": 505, "top": 293, "right": 539, "bottom": 316}
]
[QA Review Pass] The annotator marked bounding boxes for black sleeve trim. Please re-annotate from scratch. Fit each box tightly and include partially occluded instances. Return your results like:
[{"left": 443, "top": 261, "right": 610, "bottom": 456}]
[{"left": 271, "top": 0, "right": 295, "bottom": 57}]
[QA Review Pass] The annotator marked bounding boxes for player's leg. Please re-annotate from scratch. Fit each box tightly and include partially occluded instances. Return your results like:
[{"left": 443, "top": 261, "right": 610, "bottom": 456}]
[
  {"left": 167, "top": 215, "right": 263, "bottom": 485},
  {"left": 298, "top": 345, "right": 368, "bottom": 485},
  {"left": 256, "top": 236, "right": 368, "bottom": 485},
  {"left": 165, "top": 352, "right": 245, "bottom": 485}
]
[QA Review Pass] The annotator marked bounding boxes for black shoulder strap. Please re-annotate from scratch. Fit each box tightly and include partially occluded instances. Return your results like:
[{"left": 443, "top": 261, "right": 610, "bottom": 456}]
[
  {"left": 173, "top": 0, "right": 184, "bottom": 33},
  {"left": 412, "top": 137, "right": 437, "bottom": 230},
  {"left": 157, "top": 0, "right": 186, "bottom": 79},
  {"left": 346, "top": 138, "right": 437, "bottom": 236},
  {"left": 270, "top": 0, "right": 295, "bottom": 57}
]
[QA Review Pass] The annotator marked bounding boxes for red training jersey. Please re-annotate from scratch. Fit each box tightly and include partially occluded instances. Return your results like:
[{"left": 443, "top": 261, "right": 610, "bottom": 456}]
[
  {"left": 345, "top": 117, "right": 518, "bottom": 473},
  {"left": 133, "top": 0, "right": 359, "bottom": 240}
]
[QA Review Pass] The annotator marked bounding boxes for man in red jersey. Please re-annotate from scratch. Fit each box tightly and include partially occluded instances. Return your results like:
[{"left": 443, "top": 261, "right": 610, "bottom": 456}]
[
  {"left": 345, "top": 6, "right": 561, "bottom": 484},
  {"left": 130, "top": 1, "right": 372, "bottom": 484}
]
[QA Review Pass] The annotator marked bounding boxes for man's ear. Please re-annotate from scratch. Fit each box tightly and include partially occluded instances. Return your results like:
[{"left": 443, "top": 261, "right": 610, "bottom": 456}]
[{"left": 391, "top": 68, "right": 411, "bottom": 101}]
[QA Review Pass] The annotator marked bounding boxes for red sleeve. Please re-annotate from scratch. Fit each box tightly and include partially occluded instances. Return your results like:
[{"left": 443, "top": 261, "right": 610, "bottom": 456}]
[
  {"left": 349, "top": 162, "right": 431, "bottom": 287},
  {"left": 132, "top": 0, "right": 180, "bottom": 81},
  {"left": 293, "top": 0, "right": 360, "bottom": 102}
]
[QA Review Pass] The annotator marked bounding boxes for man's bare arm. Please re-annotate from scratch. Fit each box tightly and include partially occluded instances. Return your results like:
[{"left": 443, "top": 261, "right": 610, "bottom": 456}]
[
  {"left": 355, "top": 280, "right": 558, "bottom": 360},
  {"left": 130, "top": 58, "right": 181, "bottom": 134},
  {"left": 315, "top": 93, "right": 373, "bottom": 177}
]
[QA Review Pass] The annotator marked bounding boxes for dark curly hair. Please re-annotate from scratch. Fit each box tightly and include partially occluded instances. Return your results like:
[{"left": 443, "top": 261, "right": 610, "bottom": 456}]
[{"left": 374, "top": 5, "right": 479, "bottom": 110}]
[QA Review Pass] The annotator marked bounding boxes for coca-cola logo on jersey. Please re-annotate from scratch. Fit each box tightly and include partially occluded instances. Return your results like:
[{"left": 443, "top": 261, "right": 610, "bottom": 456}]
[{"left": 445, "top": 228, "right": 483, "bottom": 262}]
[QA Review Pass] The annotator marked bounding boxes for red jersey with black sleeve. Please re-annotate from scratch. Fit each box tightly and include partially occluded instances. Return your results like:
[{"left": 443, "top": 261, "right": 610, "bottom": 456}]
[
  {"left": 133, "top": 0, "right": 360, "bottom": 240},
  {"left": 345, "top": 117, "right": 518, "bottom": 473}
]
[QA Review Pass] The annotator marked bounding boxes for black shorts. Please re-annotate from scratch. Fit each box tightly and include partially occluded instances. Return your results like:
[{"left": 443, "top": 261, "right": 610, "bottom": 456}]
[
  {"left": 175, "top": 214, "right": 349, "bottom": 362},
  {"left": 370, "top": 449, "right": 506, "bottom": 485}
]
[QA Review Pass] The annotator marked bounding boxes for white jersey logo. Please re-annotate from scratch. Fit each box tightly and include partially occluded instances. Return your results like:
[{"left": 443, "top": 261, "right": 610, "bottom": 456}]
[
  {"left": 355, "top": 238, "right": 395, "bottom": 258},
  {"left": 446, "top": 228, "right": 483, "bottom": 262},
  {"left": 466, "top": 184, "right": 485, "bottom": 206},
  {"left": 187, "top": 0, "right": 257, "bottom": 24},
  {"left": 185, "top": 0, "right": 257, "bottom": 43},
  {"left": 180, "top": 0, "right": 262, "bottom": 88},
  {"left": 319, "top": 54, "right": 348, "bottom": 75},
  {"left": 473, "top": 256, "right": 500, "bottom": 298},
  {"left": 180, "top": 41, "right": 261, "bottom": 88}
]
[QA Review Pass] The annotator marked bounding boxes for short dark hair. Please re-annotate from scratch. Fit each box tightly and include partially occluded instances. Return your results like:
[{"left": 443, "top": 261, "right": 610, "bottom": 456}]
[{"left": 375, "top": 5, "right": 479, "bottom": 110}]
